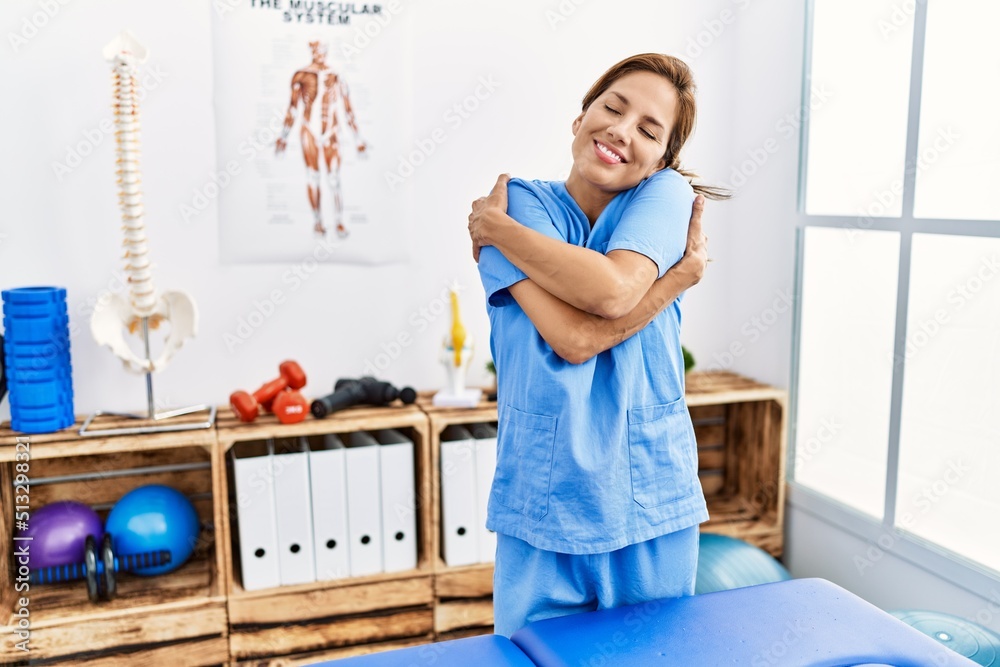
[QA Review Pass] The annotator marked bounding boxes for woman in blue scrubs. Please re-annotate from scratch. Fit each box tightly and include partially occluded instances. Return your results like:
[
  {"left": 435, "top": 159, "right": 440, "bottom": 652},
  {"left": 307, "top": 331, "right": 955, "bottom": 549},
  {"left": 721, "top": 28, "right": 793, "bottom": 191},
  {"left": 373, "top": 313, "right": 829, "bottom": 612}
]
[{"left": 469, "top": 53, "right": 727, "bottom": 636}]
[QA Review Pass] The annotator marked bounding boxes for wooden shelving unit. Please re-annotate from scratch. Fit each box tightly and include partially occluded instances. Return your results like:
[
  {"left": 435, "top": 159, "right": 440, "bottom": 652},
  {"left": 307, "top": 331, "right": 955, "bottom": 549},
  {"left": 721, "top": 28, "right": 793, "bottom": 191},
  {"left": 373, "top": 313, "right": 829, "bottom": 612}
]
[
  {"left": 686, "top": 371, "right": 788, "bottom": 556},
  {"left": 0, "top": 413, "right": 229, "bottom": 667},
  {"left": 215, "top": 404, "right": 435, "bottom": 665},
  {"left": 418, "top": 397, "right": 498, "bottom": 640},
  {"left": 0, "top": 371, "right": 786, "bottom": 665}
]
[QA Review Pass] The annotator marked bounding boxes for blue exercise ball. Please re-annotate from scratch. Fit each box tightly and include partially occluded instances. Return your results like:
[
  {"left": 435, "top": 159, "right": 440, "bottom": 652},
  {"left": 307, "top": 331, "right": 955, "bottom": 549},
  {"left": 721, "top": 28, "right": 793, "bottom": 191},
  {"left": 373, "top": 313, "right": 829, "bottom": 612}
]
[
  {"left": 696, "top": 533, "right": 791, "bottom": 594},
  {"left": 890, "top": 610, "right": 1000, "bottom": 666},
  {"left": 105, "top": 485, "right": 201, "bottom": 576}
]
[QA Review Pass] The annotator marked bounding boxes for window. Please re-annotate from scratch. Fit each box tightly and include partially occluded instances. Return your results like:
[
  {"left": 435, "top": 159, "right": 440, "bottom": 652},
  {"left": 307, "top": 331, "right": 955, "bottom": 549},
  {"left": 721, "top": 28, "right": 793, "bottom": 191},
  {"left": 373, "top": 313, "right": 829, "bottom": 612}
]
[
  {"left": 803, "top": 0, "right": 914, "bottom": 218},
  {"left": 793, "top": 0, "right": 1000, "bottom": 583},
  {"left": 913, "top": 1, "right": 1000, "bottom": 220},
  {"left": 795, "top": 227, "right": 899, "bottom": 518}
]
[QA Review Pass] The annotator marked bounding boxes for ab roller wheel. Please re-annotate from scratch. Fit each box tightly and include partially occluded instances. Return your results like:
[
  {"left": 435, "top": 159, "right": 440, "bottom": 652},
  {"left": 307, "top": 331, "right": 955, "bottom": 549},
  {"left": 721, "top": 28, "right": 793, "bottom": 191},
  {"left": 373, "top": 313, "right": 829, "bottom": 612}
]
[
  {"left": 84, "top": 535, "right": 99, "bottom": 602},
  {"left": 30, "top": 532, "right": 172, "bottom": 603}
]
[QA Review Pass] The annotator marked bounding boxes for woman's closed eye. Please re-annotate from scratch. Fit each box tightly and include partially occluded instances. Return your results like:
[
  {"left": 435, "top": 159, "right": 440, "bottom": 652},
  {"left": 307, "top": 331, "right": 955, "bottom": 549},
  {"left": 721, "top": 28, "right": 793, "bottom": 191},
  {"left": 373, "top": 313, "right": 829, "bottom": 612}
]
[{"left": 604, "top": 105, "right": 658, "bottom": 141}]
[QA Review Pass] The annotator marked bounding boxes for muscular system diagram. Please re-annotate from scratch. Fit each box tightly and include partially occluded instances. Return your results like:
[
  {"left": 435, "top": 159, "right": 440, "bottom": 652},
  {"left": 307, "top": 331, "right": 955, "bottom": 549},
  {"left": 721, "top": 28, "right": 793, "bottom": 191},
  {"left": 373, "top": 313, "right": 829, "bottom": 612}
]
[{"left": 276, "top": 41, "right": 367, "bottom": 238}]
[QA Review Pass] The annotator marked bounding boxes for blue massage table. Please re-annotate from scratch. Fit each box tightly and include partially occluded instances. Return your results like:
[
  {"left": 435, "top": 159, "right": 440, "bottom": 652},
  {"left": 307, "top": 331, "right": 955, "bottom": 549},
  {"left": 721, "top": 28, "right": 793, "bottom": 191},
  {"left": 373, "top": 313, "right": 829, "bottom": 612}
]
[
  {"left": 316, "top": 578, "right": 978, "bottom": 666},
  {"left": 317, "top": 634, "right": 536, "bottom": 666}
]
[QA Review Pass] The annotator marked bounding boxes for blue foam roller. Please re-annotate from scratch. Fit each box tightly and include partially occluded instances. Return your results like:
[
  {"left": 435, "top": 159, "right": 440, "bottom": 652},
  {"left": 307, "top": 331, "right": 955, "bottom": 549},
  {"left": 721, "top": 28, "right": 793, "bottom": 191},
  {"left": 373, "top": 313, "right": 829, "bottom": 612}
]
[
  {"left": 9, "top": 388, "right": 74, "bottom": 410},
  {"left": 510, "top": 579, "right": 979, "bottom": 667},
  {"left": 5, "top": 366, "right": 71, "bottom": 383},
  {"left": 312, "top": 635, "right": 536, "bottom": 666},
  {"left": 7, "top": 363, "right": 72, "bottom": 377},
  {"left": 2, "top": 298, "right": 67, "bottom": 309},
  {"left": 3, "top": 315, "right": 70, "bottom": 343},
  {"left": 5, "top": 340, "right": 71, "bottom": 358},
  {"left": 6, "top": 350, "right": 70, "bottom": 365},
  {"left": 2, "top": 309, "right": 68, "bottom": 324},
  {"left": 8, "top": 379, "right": 73, "bottom": 408},
  {"left": 12, "top": 413, "right": 75, "bottom": 434},
  {"left": 4, "top": 358, "right": 62, "bottom": 374},
  {"left": 696, "top": 532, "right": 791, "bottom": 594},
  {"left": 5, "top": 360, "right": 71, "bottom": 378},
  {"left": 3, "top": 302, "right": 67, "bottom": 314},
  {"left": 9, "top": 387, "right": 74, "bottom": 404},
  {"left": 5, "top": 358, "right": 71, "bottom": 376},
  {"left": 3, "top": 307, "right": 68, "bottom": 318},
  {"left": 891, "top": 610, "right": 1000, "bottom": 666},
  {"left": 2, "top": 286, "right": 67, "bottom": 305},
  {"left": 11, "top": 403, "right": 74, "bottom": 421}
]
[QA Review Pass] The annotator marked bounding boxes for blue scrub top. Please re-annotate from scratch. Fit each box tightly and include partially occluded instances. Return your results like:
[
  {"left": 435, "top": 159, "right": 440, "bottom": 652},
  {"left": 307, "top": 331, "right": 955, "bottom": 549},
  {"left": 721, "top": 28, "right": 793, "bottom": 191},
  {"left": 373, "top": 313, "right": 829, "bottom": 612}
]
[{"left": 478, "top": 168, "right": 709, "bottom": 555}]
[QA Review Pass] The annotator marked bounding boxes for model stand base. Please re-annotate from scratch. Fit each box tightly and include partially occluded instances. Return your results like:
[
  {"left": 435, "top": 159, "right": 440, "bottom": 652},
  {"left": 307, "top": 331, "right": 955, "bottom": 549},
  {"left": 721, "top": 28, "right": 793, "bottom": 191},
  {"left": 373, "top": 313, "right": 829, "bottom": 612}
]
[
  {"left": 80, "top": 404, "right": 216, "bottom": 437},
  {"left": 432, "top": 388, "right": 483, "bottom": 408}
]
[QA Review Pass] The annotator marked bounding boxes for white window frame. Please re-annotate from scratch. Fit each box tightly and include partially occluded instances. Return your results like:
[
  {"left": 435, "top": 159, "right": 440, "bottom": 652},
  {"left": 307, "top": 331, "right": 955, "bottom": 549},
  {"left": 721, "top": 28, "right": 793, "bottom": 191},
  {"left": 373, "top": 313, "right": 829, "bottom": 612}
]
[{"left": 790, "top": 0, "right": 1000, "bottom": 596}]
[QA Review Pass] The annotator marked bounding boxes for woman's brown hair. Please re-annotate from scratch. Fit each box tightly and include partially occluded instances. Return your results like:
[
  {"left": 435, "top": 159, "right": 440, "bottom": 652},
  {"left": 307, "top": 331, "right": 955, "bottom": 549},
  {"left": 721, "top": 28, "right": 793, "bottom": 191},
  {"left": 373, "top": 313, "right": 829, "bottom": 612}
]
[{"left": 582, "top": 53, "right": 730, "bottom": 200}]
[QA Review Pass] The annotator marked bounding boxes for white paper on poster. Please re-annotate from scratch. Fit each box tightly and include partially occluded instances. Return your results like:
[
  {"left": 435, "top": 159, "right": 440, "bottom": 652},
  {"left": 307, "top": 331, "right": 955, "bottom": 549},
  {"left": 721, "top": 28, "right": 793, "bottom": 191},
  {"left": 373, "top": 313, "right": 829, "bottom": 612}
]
[{"left": 212, "top": 2, "right": 412, "bottom": 263}]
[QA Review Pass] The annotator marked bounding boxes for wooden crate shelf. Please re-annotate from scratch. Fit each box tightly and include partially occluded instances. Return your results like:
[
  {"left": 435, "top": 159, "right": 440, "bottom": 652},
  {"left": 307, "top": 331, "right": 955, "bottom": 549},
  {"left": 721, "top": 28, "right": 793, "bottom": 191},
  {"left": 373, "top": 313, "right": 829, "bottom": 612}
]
[
  {"left": 0, "top": 414, "right": 228, "bottom": 667},
  {"left": 434, "top": 564, "right": 495, "bottom": 636},
  {"left": 227, "top": 574, "right": 434, "bottom": 662},
  {"left": 418, "top": 398, "right": 498, "bottom": 637},
  {"left": 216, "top": 402, "right": 435, "bottom": 661},
  {"left": 687, "top": 371, "right": 788, "bottom": 557}
]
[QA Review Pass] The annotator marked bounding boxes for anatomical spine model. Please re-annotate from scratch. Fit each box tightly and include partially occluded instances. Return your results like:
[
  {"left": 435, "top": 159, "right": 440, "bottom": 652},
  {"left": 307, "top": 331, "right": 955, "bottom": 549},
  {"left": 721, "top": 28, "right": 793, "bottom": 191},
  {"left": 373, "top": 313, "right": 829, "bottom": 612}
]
[
  {"left": 91, "top": 31, "right": 197, "bottom": 377},
  {"left": 432, "top": 287, "right": 481, "bottom": 407}
]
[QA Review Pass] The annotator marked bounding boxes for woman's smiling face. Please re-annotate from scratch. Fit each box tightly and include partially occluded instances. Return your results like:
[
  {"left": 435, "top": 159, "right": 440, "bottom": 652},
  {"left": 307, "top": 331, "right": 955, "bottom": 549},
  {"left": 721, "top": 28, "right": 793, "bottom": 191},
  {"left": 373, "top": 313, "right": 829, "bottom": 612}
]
[{"left": 569, "top": 70, "right": 679, "bottom": 195}]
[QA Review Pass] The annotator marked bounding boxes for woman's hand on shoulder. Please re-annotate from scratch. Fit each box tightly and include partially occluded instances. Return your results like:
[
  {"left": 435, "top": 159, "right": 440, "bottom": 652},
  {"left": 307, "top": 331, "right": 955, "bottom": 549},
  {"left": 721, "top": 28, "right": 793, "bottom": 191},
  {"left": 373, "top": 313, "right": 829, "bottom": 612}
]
[
  {"left": 469, "top": 173, "right": 511, "bottom": 263},
  {"left": 676, "top": 195, "right": 708, "bottom": 288}
]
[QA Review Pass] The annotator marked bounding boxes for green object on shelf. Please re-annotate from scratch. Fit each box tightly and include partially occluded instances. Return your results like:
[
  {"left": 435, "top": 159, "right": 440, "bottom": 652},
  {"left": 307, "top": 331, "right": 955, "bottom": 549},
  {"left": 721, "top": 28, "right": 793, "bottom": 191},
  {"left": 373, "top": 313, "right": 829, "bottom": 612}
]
[
  {"left": 683, "top": 346, "right": 695, "bottom": 373},
  {"left": 486, "top": 359, "right": 496, "bottom": 376}
]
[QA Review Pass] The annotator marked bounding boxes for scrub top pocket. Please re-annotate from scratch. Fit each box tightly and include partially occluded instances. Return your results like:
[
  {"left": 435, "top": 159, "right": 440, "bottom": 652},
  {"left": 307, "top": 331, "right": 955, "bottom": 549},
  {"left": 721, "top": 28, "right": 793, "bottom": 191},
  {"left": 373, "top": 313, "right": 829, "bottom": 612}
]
[
  {"left": 628, "top": 398, "right": 697, "bottom": 509},
  {"left": 494, "top": 405, "right": 557, "bottom": 521}
]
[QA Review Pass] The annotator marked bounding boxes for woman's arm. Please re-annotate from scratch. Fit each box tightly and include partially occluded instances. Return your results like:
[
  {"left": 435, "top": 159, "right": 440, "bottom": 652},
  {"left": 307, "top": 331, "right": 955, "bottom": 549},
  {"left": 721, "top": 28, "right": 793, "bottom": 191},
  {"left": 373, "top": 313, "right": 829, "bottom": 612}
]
[
  {"left": 507, "top": 196, "right": 707, "bottom": 364},
  {"left": 470, "top": 175, "right": 658, "bottom": 319}
]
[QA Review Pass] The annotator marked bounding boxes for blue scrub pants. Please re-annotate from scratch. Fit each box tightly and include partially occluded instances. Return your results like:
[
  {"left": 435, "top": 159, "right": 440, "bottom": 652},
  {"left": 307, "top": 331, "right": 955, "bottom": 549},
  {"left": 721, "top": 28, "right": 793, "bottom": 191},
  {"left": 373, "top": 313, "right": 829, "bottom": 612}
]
[{"left": 492, "top": 526, "right": 699, "bottom": 637}]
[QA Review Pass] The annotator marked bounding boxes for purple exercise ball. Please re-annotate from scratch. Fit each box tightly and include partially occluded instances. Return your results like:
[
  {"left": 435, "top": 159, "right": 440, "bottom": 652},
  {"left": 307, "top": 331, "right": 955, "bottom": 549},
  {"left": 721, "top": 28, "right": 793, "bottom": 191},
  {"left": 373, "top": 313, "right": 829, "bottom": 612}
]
[{"left": 16, "top": 501, "right": 104, "bottom": 569}]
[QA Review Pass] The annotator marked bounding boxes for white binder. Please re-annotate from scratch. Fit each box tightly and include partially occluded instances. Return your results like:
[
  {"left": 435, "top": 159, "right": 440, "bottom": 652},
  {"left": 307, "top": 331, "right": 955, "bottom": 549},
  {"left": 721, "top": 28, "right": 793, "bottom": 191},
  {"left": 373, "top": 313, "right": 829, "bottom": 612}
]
[
  {"left": 308, "top": 433, "right": 351, "bottom": 581},
  {"left": 440, "top": 425, "right": 479, "bottom": 566},
  {"left": 373, "top": 429, "right": 418, "bottom": 573},
  {"left": 272, "top": 437, "right": 316, "bottom": 585},
  {"left": 345, "top": 431, "right": 384, "bottom": 577},
  {"left": 232, "top": 440, "right": 280, "bottom": 591},
  {"left": 470, "top": 423, "right": 498, "bottom": 563}
]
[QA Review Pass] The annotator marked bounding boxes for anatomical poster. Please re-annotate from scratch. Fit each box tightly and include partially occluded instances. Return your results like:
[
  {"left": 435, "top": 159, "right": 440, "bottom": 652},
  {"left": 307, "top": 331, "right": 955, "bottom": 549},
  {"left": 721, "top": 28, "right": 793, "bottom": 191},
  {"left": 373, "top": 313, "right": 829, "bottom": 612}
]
[{"left": 212, "top": 1, "right": 411, "bottom": 263}]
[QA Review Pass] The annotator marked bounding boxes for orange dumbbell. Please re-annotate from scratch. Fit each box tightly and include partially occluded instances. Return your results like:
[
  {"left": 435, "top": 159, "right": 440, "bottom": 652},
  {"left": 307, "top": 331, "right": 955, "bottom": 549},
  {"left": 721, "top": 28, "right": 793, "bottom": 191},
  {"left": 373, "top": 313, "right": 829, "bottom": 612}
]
[
  {"left": 230, "top": 361, "right": 307, "bottom": 423},
  {"left": 272, "top": 388, "right": 308, "bottom": 424}
]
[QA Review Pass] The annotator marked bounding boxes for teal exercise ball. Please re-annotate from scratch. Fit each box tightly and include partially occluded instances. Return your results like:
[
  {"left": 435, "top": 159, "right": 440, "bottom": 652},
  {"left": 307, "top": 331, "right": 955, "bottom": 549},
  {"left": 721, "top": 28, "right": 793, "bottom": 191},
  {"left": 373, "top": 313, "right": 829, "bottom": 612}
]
[
  {"left": 695, "top": 533, "right": 791, "bottom": 594},
  {"left": 890, "top": 610, "right": 1000, "bottom": 666},
  {"left": 105, "top": 485, "right": 201, "bottom": 576}
]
